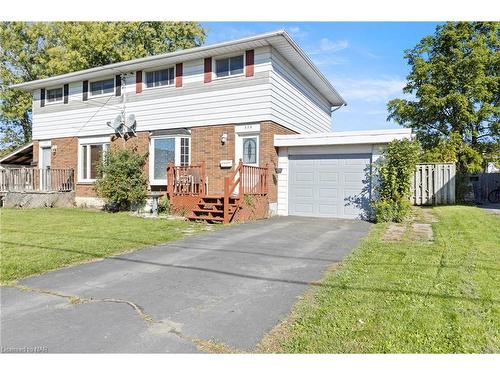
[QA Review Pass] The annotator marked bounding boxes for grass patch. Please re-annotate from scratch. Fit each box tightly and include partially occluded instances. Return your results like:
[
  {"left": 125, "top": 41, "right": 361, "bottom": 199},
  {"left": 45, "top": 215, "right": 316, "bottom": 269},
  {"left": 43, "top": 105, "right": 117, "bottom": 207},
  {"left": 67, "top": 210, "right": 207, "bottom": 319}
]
[
  {"left": 0, "top": 208, "right": 207, "bottom": 283},
  {"left": 259, "top": 206, "right": 500, "bottom": 353}
]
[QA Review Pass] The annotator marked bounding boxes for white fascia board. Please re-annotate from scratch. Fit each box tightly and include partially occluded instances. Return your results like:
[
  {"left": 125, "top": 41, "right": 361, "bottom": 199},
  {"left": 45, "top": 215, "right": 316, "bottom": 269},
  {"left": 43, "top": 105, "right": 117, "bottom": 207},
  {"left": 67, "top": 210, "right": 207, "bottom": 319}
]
[{"left": 274, "top": 129, "right": 413, "bottom": 147}]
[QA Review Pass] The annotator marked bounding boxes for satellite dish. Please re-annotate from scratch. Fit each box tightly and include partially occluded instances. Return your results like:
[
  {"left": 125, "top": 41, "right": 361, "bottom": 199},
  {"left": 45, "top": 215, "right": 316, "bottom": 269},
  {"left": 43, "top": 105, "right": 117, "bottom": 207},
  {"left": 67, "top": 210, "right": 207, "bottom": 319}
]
[
  {"left": 126, "top": 114, "right": 137, "bottom": 134},
  {"left": 107, "top": 114, "right": 124, "bottom": 137}
]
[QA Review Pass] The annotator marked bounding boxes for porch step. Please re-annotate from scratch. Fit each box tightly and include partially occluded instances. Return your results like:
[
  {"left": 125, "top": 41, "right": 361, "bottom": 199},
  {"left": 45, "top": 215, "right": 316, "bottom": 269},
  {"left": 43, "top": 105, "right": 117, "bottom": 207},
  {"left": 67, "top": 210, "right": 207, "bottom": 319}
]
[
  {"left": 186, "top": 215, "right": 225, "bottom": 222},
  {"left": 186, "top": 195, "right": 239, "bottom": 223}
]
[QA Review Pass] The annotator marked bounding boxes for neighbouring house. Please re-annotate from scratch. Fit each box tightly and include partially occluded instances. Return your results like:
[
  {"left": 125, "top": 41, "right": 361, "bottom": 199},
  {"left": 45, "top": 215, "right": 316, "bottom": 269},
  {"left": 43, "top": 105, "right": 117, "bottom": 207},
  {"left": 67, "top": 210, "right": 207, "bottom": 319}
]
[{"left": 3, "top": 30, "right": 410, "bottom": 220}]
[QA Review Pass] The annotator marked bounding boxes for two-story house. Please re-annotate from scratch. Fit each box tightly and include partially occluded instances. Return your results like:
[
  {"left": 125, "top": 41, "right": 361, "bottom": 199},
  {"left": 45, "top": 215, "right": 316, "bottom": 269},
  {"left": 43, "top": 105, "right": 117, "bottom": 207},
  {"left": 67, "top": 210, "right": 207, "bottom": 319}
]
[{"left": 3, "top": 30, "right": 410, "bottom": 221}]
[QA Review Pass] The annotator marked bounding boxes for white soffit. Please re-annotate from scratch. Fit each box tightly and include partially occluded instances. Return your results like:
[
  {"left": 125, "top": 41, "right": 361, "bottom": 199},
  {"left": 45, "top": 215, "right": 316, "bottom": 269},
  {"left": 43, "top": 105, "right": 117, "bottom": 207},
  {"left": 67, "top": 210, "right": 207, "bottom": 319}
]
[
  {"left": 9, "top": 31, "right": 345, "bottom": 107},
  {"left": 274, "top": 129, "right": 413, "bottom": 147}
]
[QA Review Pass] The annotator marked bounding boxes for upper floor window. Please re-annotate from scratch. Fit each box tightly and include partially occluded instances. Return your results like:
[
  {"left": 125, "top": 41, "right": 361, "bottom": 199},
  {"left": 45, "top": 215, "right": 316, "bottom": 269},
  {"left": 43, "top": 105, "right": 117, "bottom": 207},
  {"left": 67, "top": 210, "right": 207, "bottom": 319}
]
[
  {"left": 146, "top": 68, "right": 174, "bottom": 88},
  {"left": 46, "top": 87, "right": 63, "bottom": 103},
  {"left": 215, "top": 55, "right": 244, "bottom": 78},
  {"left": 90, "top": 78, "right": 114, "bottom": 96}
]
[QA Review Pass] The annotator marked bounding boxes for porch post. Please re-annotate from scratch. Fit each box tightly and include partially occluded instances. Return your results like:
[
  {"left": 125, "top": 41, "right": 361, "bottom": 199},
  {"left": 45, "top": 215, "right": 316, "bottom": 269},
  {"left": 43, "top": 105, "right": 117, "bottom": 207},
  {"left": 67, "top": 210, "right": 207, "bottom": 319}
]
[
  {"left": 238, "top": 159, "right": 243, "bottom": 200},
  {"left": 223, "top": 176, "right": 230, "bottom": 224},
  {"left": 167, "top": 162, "right": 174, "bottom": 197},
  {"left": 264, "top": 162, "right": 269, "bottom": 194},
  {"left": 200, "top": 161, "right": 206, "bottom": 197}
]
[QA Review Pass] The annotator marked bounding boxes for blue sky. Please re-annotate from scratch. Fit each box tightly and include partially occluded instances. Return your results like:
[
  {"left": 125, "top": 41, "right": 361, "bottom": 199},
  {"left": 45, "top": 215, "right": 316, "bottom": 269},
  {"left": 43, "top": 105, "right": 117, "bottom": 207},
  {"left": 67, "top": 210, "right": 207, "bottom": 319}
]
[{"left": 203, "top": 22, "right": 441, "bottom": 132}]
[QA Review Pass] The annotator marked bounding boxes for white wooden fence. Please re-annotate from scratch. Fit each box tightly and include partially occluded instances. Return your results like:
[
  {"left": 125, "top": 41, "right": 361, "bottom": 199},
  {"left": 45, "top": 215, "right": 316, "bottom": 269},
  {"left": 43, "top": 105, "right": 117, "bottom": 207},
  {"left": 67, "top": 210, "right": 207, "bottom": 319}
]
[{"left": 411, "top": 163, "right": 456, "bottom": 205}]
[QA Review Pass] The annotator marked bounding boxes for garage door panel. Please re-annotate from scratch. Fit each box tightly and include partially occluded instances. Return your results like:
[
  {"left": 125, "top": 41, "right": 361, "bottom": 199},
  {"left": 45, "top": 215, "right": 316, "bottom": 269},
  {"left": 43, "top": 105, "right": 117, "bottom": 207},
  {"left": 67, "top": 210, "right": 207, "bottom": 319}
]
[
  {"left": 318, "top": 204, "right": 339, "bottom": 215},
  {"left": 343, "top": 171, "right": 365, "bottom": 184},
  {"left": 318, "top": 172, "right": 338, "bottom": 183},
  {"left": 344, "top": 157, "right": 370, "bottom": 166},
  {"left": 292, "top": 203, "right": 314, "bottom": 215},
  {"left": 318, "top": 187, "right": 337, "bottom": 199},
  {"left": 289, "top": 153, "right": 371, "bottom": 219},
  {"left": 294, "top": 187, "right": 314, "bottom": 198},
  {"left": 318, "top": 158, "right": 340, "bottom": 167},
  {"left": 294, "top": 172, "right": 314, "bottom": 182}
]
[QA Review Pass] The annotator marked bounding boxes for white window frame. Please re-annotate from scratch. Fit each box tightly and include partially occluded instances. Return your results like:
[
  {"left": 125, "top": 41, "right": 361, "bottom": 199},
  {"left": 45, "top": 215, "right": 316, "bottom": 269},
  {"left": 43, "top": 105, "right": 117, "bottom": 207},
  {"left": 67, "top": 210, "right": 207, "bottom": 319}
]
[
  {"left": 46, "top": 86, "right": 64, "bottom": 104},
  {"left": 214, "top": 53, "right": 245, "bottom": 80},
  {"left": 238, "top": 134, "right": 260, "bottom": 166},
  {"left": 89, "top": 77, "right": 115, "bottom": 98},
  {"left": 234, "top": 125, "right": 260, "bottom": 167},
  {"left": 77, "top": 136, "right": 111, "bottom": 183},
  {"left": 144, "top": 66, "right": 176, "bottom": 90},
  {"left": 149, "top": 135, "right": 191, "bottom": 186}
]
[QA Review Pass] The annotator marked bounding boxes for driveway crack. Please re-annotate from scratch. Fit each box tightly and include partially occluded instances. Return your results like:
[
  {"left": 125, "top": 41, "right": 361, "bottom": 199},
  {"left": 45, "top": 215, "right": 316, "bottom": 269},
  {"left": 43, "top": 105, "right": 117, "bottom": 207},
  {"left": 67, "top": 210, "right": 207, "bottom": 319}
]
[
  {"left": 7, "top": 283, "right": 240, "bottom": 353},
  {"left": 8, "top": 284, "right": 154, "bottom": 323}
]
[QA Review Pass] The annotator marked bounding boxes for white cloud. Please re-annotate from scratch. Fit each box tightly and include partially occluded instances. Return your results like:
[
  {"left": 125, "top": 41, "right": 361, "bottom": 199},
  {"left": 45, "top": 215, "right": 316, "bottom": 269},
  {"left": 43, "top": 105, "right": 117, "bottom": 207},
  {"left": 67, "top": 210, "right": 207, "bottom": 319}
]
[
  {"left": 287, "top": 26, "right": 308, "bottom": 40},
  {"left": 319, "top": 38, "right": 349, "bottom": 52},
  {"left": 333, "top": 77, "right": 406, "bottom": 103}
]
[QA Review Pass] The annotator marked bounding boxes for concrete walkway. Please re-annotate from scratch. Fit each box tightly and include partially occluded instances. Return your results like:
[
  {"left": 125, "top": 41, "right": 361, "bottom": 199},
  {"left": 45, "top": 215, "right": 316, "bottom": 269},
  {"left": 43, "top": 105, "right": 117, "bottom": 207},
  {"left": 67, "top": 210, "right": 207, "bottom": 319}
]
[
  {"left": 1, "top": 216, "right": 371, "bottom": 353},
  {"left": 478, "top": 203, "right": 500, "bottom": 215}
]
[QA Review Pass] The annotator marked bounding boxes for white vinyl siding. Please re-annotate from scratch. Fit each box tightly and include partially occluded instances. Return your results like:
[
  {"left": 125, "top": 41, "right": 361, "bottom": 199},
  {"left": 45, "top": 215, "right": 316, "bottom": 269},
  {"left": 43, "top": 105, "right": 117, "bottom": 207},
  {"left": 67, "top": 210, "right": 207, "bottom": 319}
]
[
  {"left": 269, "top": 49, "right": 332, "bottom": 133},
  {"left": 31, "top": 46, "right": 334, "bottom": 139}
]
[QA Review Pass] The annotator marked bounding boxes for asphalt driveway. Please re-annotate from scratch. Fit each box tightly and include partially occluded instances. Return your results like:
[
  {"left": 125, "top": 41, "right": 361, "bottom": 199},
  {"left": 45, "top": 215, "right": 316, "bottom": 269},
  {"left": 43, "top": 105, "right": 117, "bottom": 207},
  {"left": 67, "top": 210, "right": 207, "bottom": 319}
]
[{"left": 1, "top": 216, "right": 371, "bottom": 353}]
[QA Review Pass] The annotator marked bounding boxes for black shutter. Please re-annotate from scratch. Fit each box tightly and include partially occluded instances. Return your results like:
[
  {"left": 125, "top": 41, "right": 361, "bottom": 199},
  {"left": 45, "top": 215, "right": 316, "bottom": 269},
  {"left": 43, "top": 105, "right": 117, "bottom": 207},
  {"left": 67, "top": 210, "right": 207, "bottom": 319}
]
[
  {"left": 40, "top": 88, "right": 45, "bottom": 107},
  {"left": 63, "top": 84, "right": 69, "bottom": 104},
  {"left": 115, "top": 75, "right": 121, "bottom": 97},
  {"left": 82, "top": 80, "right": 88, "bottom": 101}
]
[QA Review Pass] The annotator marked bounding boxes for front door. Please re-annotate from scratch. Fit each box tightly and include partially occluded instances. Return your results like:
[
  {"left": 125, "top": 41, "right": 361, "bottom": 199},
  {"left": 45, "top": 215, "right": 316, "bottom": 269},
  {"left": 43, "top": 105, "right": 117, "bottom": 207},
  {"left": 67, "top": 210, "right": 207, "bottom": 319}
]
[
  {"left": 239, "top": 135, "right": 259, "bottom": 166},
  {"left": 40, "top": 146, "right": 51, "bottom": 191},
  {"left": 235, "top": 134, "right": 260, "bottom": 195}
]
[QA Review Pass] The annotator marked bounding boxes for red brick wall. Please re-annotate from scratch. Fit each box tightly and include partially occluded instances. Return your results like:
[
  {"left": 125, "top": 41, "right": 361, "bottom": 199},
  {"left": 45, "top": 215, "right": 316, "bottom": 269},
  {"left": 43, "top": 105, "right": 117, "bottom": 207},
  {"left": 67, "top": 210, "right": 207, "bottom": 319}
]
[
  {"left": 260, "top": 121, "right": 296, "bottom": 202},
  {"left": 190, "top": 121, "right": 296, "bottom": 201},
  {"left": 32, "top": 140, "right": 39, "bottom": 167},
  {"left": 33, "top": 121, "right": 296, "bottom": 201},
  {"left": 191, "top": 124, "right": 236, "bottom": 195},
  {"left": 110, "top": 131, "right": 150, "bottom": 176},
  {"left": 32, "top": 133, "right": 150, "bottom": 198}
]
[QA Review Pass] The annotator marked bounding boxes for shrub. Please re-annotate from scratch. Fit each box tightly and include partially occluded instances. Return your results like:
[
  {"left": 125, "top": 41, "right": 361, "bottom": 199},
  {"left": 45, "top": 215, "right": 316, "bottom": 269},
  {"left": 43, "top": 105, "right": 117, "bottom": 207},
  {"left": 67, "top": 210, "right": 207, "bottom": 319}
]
[
  {"left": 392, "top": 198, "right": 412, "bottom": 222},
  {"left": 371, "top": 199, "right": 394, "bottom": 223},
  {"left": 372, "top": 139, "right": 420, "bottom": 222},
  {"left": 95, "top": 148, "right": 148, "bottom": 211},
  {"left": 157, "top": 196, "right": 170, "bottom": 214},
  {"left": 371, "top": 198, "right": 411, "bottom": 223}
]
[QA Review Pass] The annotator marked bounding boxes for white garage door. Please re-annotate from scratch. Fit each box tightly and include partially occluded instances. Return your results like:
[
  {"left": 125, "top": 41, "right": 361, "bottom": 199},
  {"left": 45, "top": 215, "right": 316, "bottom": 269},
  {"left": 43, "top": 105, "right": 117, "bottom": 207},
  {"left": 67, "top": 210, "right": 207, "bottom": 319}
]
[{"left": 288, "top": 153, "right": 372, "bottom": 219}]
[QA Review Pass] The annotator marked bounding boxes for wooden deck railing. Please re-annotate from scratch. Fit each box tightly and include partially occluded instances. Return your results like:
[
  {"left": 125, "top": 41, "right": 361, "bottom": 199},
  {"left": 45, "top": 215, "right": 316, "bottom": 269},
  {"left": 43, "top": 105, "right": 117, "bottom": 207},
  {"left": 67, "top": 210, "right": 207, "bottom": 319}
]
[
  {"left": 0, "top": 168, "right": 75, "bottom": 193},
  {"left": 166, "top": 162, "right": 206, "bottom": 196},
  {"left": 223, "top": 160, "right": 268, "bottom": 223}
]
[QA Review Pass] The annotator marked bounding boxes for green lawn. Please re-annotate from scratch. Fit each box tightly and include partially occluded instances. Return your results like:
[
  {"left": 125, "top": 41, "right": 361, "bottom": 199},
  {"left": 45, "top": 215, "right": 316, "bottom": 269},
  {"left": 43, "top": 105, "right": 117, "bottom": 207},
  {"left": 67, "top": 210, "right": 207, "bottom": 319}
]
[
  {"left": 260, "top": 206, "right": 500, "bottom": 353},
  {"left": 0, "top": 208, "right": 207, "bottom": 284}
]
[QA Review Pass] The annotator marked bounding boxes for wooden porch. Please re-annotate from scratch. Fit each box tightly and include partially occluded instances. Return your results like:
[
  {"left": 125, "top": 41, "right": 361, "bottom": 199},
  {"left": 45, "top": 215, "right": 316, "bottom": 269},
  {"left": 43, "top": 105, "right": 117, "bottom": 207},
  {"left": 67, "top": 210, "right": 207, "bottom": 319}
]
[
  {"left": 0, "top": 168, "right": 75, "bottom": 193},
  {"left": 166, "top": 160, "right": 269, "bottom": 223}
]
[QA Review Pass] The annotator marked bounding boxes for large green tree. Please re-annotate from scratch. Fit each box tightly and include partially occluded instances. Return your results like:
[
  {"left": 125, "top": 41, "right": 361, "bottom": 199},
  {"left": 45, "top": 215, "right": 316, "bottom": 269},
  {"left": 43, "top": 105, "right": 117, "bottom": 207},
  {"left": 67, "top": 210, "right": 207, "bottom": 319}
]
[
  {"left": 387, "top": 22, "right": 499, "bottom": 157},
  {"left": 0, "top": 22, "right": 206, "bottom": 151}
]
